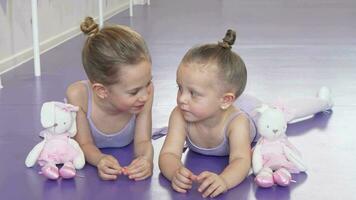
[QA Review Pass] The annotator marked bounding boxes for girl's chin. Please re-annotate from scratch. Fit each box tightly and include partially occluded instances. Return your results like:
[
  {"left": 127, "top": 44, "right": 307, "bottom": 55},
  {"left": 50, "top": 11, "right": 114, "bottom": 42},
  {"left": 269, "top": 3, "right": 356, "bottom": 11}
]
[{"left": 182, "top": 112, "right": 198, "bottom": 122}]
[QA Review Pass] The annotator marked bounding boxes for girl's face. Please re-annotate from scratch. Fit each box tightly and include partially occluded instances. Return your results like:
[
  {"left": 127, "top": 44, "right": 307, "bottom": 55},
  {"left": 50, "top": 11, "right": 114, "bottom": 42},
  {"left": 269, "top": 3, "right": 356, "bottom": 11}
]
[
  {"left": 176, "top": 63, "right": 224, "bottom": 122},
  {"left": 106, "top": 60, "right": 152, "bottom": 114}
]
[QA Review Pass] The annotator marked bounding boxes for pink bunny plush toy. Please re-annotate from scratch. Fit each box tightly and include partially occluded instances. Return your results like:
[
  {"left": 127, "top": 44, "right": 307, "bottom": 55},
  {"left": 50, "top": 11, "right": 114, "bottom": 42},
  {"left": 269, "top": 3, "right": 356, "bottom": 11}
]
[
  {"left": 252, "top": 104, "right": 307, "bottom": 188},
  {"left": 25, "top": 101, "right": 85, "bottom": 180}
]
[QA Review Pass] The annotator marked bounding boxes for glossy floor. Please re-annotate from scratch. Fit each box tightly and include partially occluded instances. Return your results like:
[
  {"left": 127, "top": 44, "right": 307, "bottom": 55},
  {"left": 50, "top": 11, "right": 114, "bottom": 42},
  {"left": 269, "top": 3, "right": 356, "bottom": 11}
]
[{"left": 0, "top": 0, "right": 355, "bottom": 199}]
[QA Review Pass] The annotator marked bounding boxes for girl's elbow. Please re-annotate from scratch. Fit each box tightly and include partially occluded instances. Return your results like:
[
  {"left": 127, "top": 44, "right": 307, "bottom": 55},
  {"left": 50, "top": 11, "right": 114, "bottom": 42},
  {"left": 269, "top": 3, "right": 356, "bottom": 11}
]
[{"left": 158, "top": 152, "right": 171, "bottom": 170}]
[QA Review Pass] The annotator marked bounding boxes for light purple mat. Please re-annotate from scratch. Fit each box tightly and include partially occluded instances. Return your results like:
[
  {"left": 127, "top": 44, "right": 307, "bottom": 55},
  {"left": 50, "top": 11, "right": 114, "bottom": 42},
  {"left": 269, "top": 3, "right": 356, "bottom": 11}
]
[{"left": 1, "top": 0, "right": 355, "bottom": 199}]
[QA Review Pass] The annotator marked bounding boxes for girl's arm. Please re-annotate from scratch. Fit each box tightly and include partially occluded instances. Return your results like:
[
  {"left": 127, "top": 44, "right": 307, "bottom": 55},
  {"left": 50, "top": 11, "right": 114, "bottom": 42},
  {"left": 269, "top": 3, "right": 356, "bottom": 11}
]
[
  {"left": 159, "top": 107, "right": 197, "bottom": 193},
  {"left": 124, "top": 83, "right": 154, "bottom": 181},
  {"left": 66, "top": 82, "right": 104, "bottom": 165},
  {"left": 158, "top": 107, "right": 188, "bottom": 180},
  {"left": 67, "top": 82, "right": 121, "bottom": 180},
  {"left": 132, "top": 83, "right": 154, "bottom": 162},
  {"left": 221, "top": 115, "right": 252, "bottom": 188},
  {"left": 196, "top": 115, "right": 251, "bottom": 198}
]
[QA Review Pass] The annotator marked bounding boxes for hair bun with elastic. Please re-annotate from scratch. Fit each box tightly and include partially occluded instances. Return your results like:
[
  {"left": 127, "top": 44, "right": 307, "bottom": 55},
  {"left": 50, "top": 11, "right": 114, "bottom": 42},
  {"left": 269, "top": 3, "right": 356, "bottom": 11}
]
[
  {"left": 218, "top": 29, "right": 236, "bottom": 49},
  {"left": 80, "top": 17, "right": 99, "bottom": 37}
]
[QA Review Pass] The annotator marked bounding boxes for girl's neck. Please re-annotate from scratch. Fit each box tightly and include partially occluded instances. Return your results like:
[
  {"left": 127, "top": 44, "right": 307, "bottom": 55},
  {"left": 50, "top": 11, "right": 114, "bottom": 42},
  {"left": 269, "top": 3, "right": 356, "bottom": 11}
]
[
  {"left": 194, "top": 106, "right": 236, "bottom": 130},
  {"left": 92, "top": 92, "right": 122, "bottom": 116}
]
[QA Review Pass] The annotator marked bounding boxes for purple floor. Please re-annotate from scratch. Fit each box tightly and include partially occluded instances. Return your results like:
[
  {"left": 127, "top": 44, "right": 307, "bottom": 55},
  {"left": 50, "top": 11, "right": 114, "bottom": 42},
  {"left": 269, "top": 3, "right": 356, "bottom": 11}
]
[{"left": 1, "top": 0, "right": 356, "bottom": 199}]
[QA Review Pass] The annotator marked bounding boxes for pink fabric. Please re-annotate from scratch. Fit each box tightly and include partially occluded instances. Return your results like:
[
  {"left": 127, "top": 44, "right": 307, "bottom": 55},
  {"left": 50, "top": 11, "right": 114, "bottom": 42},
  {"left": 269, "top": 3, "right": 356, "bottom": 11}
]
[
  {"left": 259, "top": 137, "right": 300, "bottom": 173},
  {"left": 38, "top": 133, "right": 78, "bottom": 166},
  {"left": 59, "top": 162, "right": 76, "bottom": 179}
]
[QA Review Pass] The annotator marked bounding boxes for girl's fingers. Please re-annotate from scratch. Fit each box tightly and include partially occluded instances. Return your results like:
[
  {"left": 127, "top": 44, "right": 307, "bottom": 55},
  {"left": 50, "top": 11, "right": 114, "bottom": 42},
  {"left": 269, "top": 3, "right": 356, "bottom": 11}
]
[
  {"left": 101, "top": 157, "right": 121, "bottom": 171},
  {"left": 198, "top": 176, "right": 214, "bottom": 192},
  {"left": 127, "top": 166, "right": 146, "bottom": 178},
  {"left": 127, "top": 163, "right": 145, "bottom": 175},
  {"left": 179, "top": 167, "right": 197, "bottom": 183},
  {"left": 106, "top": 156, "right": 121, "bottom": 166},
  {"left": 133, "top": 173, "right": 151, "bottom": 181},
  {"left": 172, "top": 176, "right": 192, "bottom": 190},
  {"left": 190, "top": 174, "right": 198, "bottom": 181},
  {"left": 176, "top": 172, "right": 193, "bottom": 185},
  {"left": 172, "top": 182, "right": 187, "bottom": 193},
  {"left": 210, "top": 185, "right": 225, "bottom": 198},
  {"left": 130, "top": 170, "right": 150, "bottom": 180},
  {"left": 196, "top": 171, "right": 210, "bottom": 182},
  {"left": 127, "top": 158, "right": 144, "bottom": 171},
  {"left": 98, "top": 170, "right": 117, "bottom": 180},
  {"left": 102, "top": 166, "right": 121, "bottom": 175},
  {"left": 202, "top": 182, "right": 219, "bottom": 198}
]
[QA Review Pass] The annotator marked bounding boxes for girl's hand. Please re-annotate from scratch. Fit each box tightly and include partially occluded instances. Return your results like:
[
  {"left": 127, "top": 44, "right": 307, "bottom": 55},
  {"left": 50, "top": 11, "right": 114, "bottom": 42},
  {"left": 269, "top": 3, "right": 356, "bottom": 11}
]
[
  {"left": 197, "top": 171, "right": 228, "bottom": 198},
  {"left": 97, "top": 155, "right": 122, "bottom": 180},
  {"left": 171, "top": 166, "right": 197, "bottom": 193},
  {"left": 123, "top": 156, "right": 153, "bottom": 181}
]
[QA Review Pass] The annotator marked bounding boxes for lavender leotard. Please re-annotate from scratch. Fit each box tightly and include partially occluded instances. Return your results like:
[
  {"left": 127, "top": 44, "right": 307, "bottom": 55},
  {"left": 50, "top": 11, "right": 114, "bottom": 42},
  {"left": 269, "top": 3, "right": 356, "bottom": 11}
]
[
  {"left": 186, "top": 109, "right": 257, "bottom": 156},
  {"left": 83, "top": 81, "right": 136, "bottom": 148}
]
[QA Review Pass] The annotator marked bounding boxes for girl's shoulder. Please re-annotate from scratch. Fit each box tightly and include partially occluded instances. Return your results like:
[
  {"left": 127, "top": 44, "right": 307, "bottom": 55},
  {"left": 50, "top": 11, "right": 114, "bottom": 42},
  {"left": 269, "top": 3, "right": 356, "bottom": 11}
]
[
  {"left": 169, "top": 106, "right": 189, "bottom": 130},
  {"left": 225, "top": 109, "right": 250, "bottom": 138},
  {"left": 170, "top": 107, "right": 186, "bottom": 122},
  {"left": 66, "top": 81, "right": 89, "bottom": 113}
]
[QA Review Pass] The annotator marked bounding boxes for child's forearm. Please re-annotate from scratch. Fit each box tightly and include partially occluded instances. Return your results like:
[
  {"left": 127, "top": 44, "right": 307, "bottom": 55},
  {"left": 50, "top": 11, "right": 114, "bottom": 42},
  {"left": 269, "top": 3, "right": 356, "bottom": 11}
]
[
  {"left": 220, "top": 158, "right": 251, "bottom": 190},
  {"left": 159, "top": 152, "right": 183, "bottom": 180},
  {"left": 134, "top": 140, "right": 153, "bottom": 162},
  {"left": 80, "top": 143, "right": 105, "bottom": 166}
]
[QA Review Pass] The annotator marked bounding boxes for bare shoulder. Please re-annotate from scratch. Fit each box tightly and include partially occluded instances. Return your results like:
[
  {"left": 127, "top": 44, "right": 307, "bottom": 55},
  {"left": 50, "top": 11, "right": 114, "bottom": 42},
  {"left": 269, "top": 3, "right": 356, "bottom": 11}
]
[
  {"left": 160, "top": 106, "right": 187, "bottom": 155},
  {"left": 167, "top": 106, "right": 188, "bottom": 134},
  {"left": 226, "top": 113, "right": 250, "bottom": 138},
  {"left": 169, "top": 106, "right": 186, "bottom": 124},
  {"left": 66, "top": 81, "right": 88, "bottom": 112}
]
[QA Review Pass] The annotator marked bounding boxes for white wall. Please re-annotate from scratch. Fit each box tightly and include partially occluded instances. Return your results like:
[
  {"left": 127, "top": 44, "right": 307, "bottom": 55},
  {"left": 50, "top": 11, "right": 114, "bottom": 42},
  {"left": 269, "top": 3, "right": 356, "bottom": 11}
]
[{"left": 0, "top": 0, "right": 130, "bottom": 75}]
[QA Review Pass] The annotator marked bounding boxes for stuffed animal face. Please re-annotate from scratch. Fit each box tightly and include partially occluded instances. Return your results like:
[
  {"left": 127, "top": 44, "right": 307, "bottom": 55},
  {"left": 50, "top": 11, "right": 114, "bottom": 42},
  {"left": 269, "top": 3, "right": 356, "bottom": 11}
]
[
  {"left": 50, "top": 107, "right": 73, "bottom": 134},
  {"left": 41, "top": 102, "right": 79, "bottom": 136},
  {"left": 256, "top": 105, "right": 287, "bottom": 140}
]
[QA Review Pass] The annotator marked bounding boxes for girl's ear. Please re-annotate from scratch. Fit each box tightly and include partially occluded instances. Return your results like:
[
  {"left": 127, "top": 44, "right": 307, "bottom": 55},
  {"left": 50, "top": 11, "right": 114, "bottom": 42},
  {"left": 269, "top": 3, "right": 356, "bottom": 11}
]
[
  {"left": 220, "top": 92, "right": 235, "bottom": 110},
  {"left": 92, "top": 83, "right": 108, "bottom": 99}
]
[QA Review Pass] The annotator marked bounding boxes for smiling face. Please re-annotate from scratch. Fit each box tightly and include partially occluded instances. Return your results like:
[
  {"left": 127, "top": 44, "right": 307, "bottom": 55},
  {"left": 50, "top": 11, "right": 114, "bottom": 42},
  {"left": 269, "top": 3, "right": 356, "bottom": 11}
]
[
  {"left": 105, "top": 60, "right": 153, "bottom": 114},
  {"left": 176, "top": 63, "right": 226, "bottom": 122}
]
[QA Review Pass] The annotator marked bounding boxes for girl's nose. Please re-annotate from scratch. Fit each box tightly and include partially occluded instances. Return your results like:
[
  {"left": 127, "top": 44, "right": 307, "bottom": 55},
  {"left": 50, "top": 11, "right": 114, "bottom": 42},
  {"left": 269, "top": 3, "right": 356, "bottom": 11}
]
[{"left": 178, "top": 93, "right": 188, "bottom": 104}]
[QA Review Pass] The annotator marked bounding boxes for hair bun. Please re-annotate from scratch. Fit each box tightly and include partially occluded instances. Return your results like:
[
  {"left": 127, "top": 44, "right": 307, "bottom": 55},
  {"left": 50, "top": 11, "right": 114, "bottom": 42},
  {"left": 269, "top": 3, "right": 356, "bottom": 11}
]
[
  {"left": 80, "top": 17, "right": 99, "bottom": 37},
  {"left": 218, "top": 29, "right": 236, "bottom": 49}
]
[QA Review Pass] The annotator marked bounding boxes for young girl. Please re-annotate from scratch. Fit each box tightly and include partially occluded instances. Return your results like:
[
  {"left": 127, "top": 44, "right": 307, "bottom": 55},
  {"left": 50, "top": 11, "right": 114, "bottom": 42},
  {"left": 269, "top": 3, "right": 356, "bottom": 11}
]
[
  {"left": 66, "top": 17, "right": 154, "bottom": 181},
  {"left": 159, "top": 30, "right": 333, "bottom": 198}
]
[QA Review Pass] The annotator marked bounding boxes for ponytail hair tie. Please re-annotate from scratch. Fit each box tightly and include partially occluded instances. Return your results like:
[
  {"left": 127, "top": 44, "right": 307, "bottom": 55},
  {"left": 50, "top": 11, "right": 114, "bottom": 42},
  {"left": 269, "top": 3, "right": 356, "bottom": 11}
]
[{"left": 218, "top": 29, "right": 236, "bottom": 49}]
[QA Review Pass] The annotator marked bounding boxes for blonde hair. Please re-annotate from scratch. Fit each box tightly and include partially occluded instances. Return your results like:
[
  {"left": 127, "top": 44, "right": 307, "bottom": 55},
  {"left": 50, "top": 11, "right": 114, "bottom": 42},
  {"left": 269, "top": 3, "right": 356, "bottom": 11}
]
[
  {"left": 80, "top": 17, "right": 151, "bottom": 85},
  {"left": 181, "top": 29, "right": 247, "bottom": 97}
]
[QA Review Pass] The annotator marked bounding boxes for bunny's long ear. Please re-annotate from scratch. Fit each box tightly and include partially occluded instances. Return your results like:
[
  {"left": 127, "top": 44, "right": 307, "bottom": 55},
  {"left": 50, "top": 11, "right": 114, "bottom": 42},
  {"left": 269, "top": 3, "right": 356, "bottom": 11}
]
[
  {"left": 41, "top": 101, "right": 56, "bottom": 128},
  {"left": 68, "top": 111, "right": 77, "bottom": 137}
]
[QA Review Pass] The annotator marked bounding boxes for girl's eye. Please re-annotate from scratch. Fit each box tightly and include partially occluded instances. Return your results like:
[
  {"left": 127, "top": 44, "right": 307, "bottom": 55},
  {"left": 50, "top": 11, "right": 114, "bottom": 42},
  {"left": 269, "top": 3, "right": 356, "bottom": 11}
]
[
  {"left": 191, "top": 91, "right": 199, "bottom": 97},
  {"left": 129, "top": 90, "right": 139, "bottom": 95}
]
